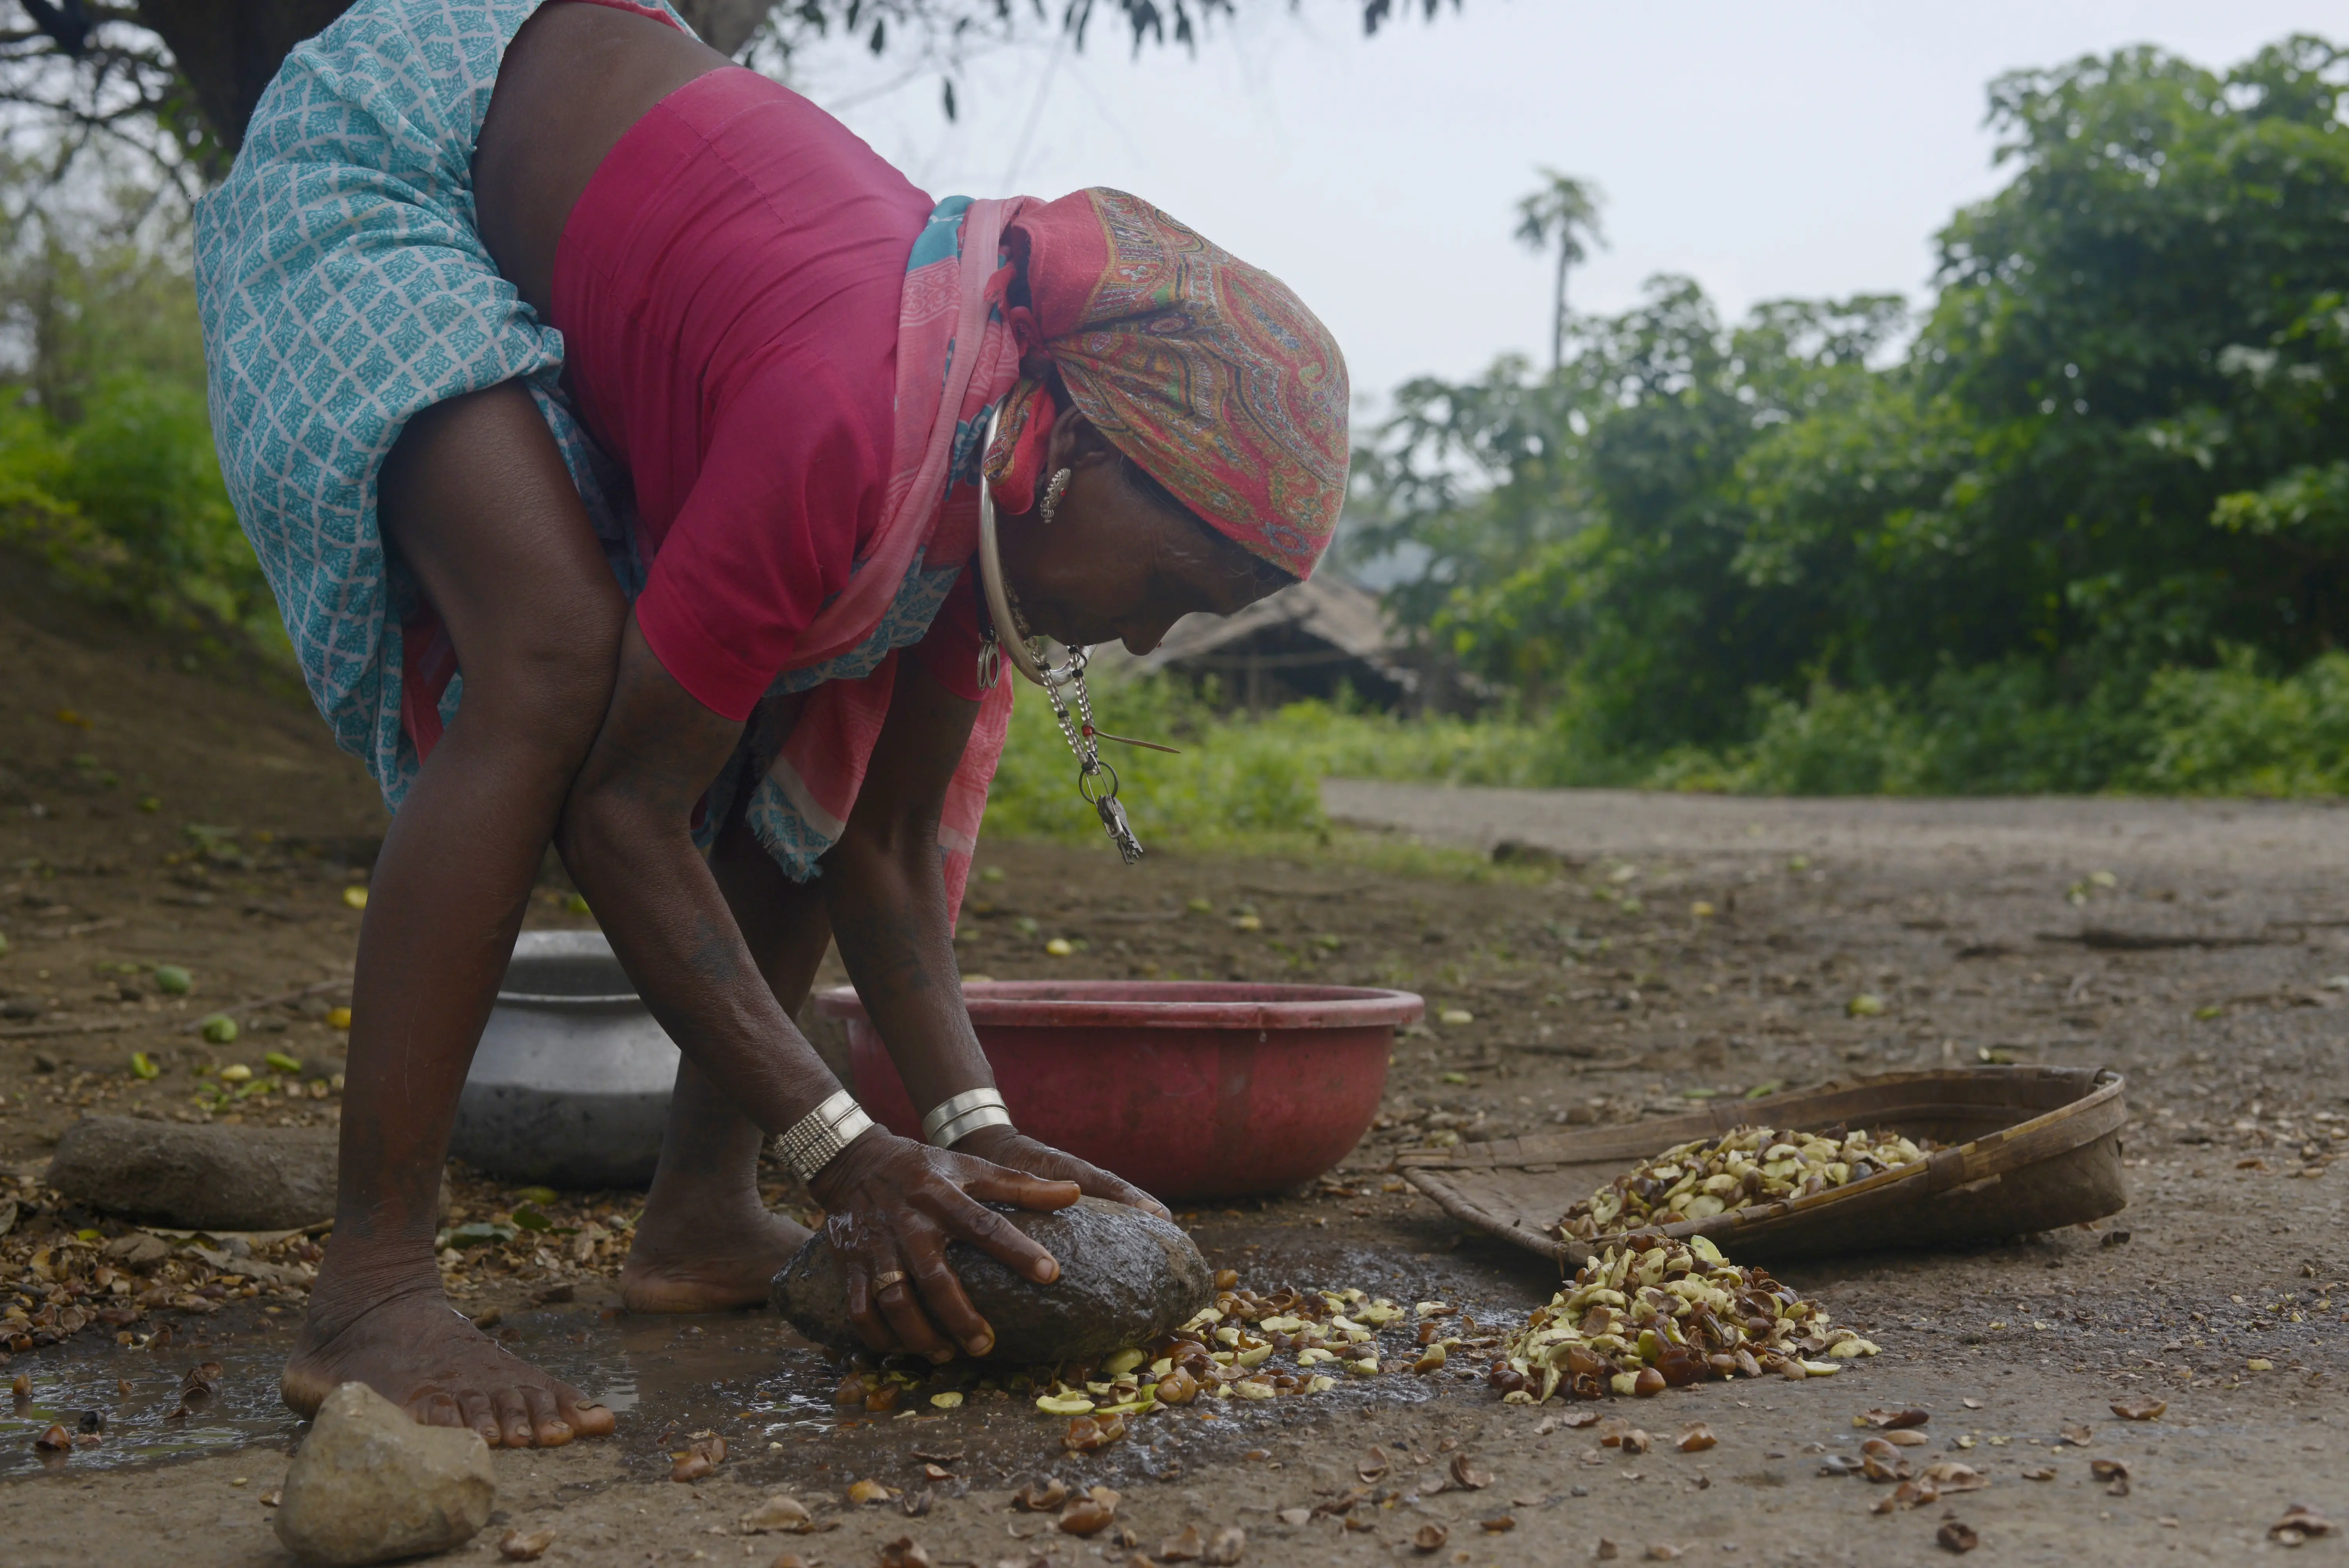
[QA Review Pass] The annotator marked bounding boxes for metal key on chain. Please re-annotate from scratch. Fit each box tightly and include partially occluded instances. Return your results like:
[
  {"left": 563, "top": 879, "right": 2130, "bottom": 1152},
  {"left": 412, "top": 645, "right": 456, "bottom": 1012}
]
[
  {"left": 1039, "top": 648, "right": 1145, "bottom": 863},
  {"left": 971, "top": 404, "right": 1170, "bottom": 864}
]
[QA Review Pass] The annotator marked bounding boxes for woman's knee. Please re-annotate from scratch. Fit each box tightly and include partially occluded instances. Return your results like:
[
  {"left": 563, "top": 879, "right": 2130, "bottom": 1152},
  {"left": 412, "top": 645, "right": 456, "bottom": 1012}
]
[{"left": 455, "top": 599, "right": 624, "bottom": 764}]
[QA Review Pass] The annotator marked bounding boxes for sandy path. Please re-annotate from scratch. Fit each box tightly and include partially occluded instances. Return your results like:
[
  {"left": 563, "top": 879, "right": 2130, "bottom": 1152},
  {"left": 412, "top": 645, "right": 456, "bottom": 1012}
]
[{"left": 1325, "top": 778, "right": 2349, "bottom": 882}]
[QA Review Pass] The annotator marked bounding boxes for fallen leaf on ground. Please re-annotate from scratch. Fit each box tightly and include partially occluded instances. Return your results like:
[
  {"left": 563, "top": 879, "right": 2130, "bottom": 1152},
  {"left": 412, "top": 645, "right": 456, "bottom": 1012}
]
[
  {"left": 497, "top": 1529, "right": 554, "bottom": 1562},
  {"left": 2112, "top": 1397, "right": 2167, "bottom": 1421},
  {"left": 1936, "top": 1520, "right": 1978, "bottom": 1553}
]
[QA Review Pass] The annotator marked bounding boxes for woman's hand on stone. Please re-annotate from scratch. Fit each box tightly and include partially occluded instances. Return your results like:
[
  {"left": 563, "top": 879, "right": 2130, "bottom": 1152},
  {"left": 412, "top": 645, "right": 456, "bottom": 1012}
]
[
  {"left": 806, "top": 1128, "right": 1079, "bottom": 1361},
  {"left": 952, "top": 1125, "right": 1172, "bottom": 1221}
]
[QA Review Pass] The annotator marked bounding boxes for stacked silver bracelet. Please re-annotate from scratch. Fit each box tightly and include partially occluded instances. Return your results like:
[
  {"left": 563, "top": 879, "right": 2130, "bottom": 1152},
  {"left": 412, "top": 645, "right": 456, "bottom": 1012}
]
[
  {"left": 922, "top": 1086, "right": 1014, "bottom": 1149},
  {"left": 773, "top": 1089, "right": 873, "bottom": 1182}
]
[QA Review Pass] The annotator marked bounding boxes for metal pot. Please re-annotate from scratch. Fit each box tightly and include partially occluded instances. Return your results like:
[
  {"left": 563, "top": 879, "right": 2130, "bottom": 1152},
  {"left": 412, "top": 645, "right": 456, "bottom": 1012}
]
[{"left": 450, "top": 930, "right": 679, "bottom": 1190}]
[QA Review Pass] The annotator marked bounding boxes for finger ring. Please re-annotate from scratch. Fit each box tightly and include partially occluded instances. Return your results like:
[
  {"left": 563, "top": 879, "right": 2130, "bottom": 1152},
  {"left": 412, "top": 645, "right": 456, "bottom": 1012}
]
[{"left": 872, "top": 1270, "right": 908, "bottom": 1291}]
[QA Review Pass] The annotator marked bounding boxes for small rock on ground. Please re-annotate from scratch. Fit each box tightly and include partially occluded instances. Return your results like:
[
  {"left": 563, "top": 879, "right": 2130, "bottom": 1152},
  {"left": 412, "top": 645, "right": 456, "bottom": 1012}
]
[
  {"left": 274, "top": 1382, "right": 495, "bottom": 1566},
  {"left": 48, "top": 1115, "right": 337, "bottom": 1229},
  {"left": 772, "top": 1196, "right": 1214, "bottom": 1363}
]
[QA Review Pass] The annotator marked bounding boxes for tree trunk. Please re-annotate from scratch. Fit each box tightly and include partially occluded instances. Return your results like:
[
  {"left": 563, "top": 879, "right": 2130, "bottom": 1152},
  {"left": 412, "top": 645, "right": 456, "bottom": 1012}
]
[
  {"left": 135, "top": 0, "right": 771, "bottom": 152},
  {"left": 134, "top": 0, "right": 352, "bottom": 152},
  {"left": 674, "top": 0, "right": 769, "bottom": 55},
  {"left": 1551, "top": 239, "right": 1568, "bottom": 373}
]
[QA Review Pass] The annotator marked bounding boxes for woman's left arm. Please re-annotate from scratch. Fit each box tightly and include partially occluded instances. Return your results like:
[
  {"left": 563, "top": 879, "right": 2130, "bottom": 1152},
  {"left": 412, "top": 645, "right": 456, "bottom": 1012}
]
[{"left": 822, "top": 655, "right": 1169, "bottom": 1218}]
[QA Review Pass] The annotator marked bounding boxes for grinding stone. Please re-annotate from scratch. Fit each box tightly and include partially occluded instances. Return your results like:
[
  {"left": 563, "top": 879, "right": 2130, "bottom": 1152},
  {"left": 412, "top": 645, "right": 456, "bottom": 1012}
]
[{"left": 770, "top": 1196, "right": 1214, "bottom": 1363}]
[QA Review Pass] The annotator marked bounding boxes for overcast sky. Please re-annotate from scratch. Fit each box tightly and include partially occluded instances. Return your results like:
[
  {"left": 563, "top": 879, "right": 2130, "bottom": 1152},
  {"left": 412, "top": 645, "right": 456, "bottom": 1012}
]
[{"left": 785, "top": 2, "right": 2339, "bottom": 412}]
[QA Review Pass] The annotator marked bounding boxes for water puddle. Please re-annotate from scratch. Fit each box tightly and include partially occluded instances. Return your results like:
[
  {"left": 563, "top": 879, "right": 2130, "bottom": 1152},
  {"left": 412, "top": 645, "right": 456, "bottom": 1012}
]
[{"left": 0, "top": 1216, "right": 1554, "bottom": 1486}]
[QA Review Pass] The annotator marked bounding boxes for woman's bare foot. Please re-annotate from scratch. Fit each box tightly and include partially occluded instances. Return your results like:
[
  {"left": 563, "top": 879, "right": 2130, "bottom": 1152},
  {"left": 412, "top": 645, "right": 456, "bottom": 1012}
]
[
  {"left": 620, "top": 1180, "right": 813, "bottom": 1313},
  {"left": 283, "top": 1276, "right": 616, "bottom": 1449}
]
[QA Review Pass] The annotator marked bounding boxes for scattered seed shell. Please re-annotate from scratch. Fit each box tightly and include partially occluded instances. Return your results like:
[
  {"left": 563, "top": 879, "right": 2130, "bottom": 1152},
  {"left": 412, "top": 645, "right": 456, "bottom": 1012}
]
[
  {"left": 1449, "top": 1453, "right": 1493, "bottom": 1489},
  {"left": 498, "top": 1528, "right": 555, "bottom": 1562},
  {"left": 739, "top": 1495, "right": 814, "bottom": 1535},
  {"left": 2272, "top": 1505, "right": 2333, "bottom": 1541}
]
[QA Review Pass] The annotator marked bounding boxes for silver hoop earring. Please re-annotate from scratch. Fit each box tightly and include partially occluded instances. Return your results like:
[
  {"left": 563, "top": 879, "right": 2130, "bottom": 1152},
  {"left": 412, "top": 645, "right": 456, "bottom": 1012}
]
[{"left": 1038, "top": 467, "right": 1072, "bottom": 526}]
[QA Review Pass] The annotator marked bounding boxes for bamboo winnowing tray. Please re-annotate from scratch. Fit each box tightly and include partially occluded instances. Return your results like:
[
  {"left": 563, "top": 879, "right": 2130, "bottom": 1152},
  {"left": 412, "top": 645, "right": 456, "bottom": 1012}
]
[{"left": 1397, "top": 1066, "right": 2128, "bottom": 1269}]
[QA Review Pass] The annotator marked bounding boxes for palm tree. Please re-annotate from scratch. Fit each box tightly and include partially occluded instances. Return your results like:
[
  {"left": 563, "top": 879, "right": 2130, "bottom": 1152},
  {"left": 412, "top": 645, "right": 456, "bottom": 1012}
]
[{"left": 1513, "top": 170, "right": 1606, "bottom": 372}]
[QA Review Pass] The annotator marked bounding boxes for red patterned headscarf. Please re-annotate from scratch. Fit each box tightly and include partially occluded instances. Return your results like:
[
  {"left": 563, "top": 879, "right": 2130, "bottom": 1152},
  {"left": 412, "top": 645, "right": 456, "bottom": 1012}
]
[{"left": 983, "top": 189, "right": 1350, "bottom": 581}]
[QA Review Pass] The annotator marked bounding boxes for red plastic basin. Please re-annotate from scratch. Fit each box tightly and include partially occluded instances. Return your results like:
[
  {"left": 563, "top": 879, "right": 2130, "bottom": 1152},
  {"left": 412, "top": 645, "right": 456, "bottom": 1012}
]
[{"left": 814, "top": 981, "right": 1423, "bottom": 1202}]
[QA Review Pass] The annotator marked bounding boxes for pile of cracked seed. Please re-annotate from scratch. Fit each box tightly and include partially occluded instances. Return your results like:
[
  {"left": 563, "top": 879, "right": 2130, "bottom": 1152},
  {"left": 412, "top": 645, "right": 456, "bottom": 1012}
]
[
  {"left": 833, "top": 1272, "right": 1488, "bottom": 1450},
  {"left": 1488, "top": 1232, "right": 1880, "bottom": 1405},
  {"left": 1549, "top": 1123, "right": 1934, "bottom": 1240}
]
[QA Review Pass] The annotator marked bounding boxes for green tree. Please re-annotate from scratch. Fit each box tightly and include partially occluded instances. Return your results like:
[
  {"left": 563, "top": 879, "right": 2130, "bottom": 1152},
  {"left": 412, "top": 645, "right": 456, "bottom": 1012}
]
[
  {"left": 1357, "top": 32, "right": 2349, "bottom": 784},
  {"left": 1512, "top": 169, "right": 1604, "bottom": 371}
]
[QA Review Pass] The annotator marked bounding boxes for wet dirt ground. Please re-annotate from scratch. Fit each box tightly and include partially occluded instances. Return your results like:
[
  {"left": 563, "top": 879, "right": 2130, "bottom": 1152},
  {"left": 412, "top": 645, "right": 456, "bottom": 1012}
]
[{"left": 5, "top": 579, "right": 2349, "bottom": 1563}]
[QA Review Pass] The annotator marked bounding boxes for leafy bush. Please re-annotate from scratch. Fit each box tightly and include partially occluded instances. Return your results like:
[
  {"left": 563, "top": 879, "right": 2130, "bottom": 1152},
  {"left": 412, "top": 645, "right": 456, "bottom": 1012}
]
[
  {"left": 1353, "top": 34, "right": 2349, "bottom": 782},
  {"left": 2138, "top": 650, "right": 2349, "bottom": 795},
  {"left": 985, "top": 677, "right": 1570, "bottom": 849}
]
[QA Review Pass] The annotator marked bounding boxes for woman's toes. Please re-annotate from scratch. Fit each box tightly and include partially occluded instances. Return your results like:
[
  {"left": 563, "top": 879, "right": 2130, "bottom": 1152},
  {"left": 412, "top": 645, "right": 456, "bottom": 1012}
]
[
  {"left": 522, "top": 1387, "right": 570, "bottom": 1447},
  {"left": 413, "top": 1391, "right": 464, "bottom": 1428},
  {"left": 457, "top": 1390, "right": 499, "bottom": 1443},
  {"left": 565, "top": 1399, "right": 617, "bottom": 1439},
  {"left": 493, "top": 1389, "right": 534, "bottom": 1448}
]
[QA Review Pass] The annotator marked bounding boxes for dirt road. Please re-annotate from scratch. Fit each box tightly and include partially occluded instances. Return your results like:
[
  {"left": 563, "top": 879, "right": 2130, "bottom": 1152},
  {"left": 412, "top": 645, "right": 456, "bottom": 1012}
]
[{"left": 4, "top": 586, "right": 2348, "bottom": 1564}]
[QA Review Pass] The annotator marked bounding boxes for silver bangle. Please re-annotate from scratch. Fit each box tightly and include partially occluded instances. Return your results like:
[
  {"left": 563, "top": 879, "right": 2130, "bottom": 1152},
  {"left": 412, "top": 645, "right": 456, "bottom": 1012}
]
[
  {"left": 921, "top": 1087, "right": 1006, "bottom": 1143},
  {"left": 922, "top": 1087, "right": 1013, "bottom": 1148},
  {"left": 773, "top": 1089, "right": 873, "bottom": 1182}
]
